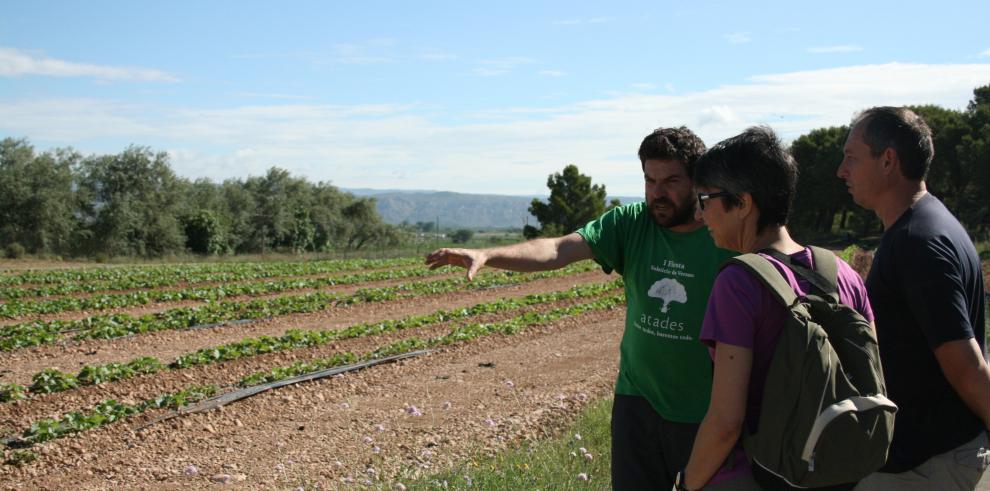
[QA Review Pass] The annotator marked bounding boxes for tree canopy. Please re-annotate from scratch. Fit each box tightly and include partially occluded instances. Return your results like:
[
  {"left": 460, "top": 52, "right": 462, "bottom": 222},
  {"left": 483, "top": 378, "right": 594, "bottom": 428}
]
[
  {"left": 0, "top": 141, "right": 399, "bottom": 258},
  {"left": 524, "top": 164, "right": 617, "bottom": 239}
]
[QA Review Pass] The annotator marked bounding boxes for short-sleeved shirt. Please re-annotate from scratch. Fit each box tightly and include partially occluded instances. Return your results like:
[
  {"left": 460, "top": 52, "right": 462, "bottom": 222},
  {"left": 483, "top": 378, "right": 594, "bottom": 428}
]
[
  {"left": 866, "top": 193, "right": 987, "bottom": 473},
  {"left": 699, "top": 248, "right": 873, "bottom": 485},
  {"left": 577, "top": 201, "right": 735, "bottom": 423}
]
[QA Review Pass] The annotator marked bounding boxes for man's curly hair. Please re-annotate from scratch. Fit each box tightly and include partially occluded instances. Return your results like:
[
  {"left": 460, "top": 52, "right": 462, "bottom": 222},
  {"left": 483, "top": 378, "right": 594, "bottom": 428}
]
[{"left": 637, "top": 126, "right": 707, "bottom": 175}]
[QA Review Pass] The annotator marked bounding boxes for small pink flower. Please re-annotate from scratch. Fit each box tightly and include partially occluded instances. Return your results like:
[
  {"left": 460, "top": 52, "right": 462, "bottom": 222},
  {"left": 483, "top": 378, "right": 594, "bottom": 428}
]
[
  {"left": 374, "top": 424, "right": 386, "bottom": 432},
  {"left": 421, "top": 449, "right": 435, "bottom": 458},
  {"left": 183, "top": 464, "right": 198, "bottom": 476},
  {"left": 366, "top": 467, "right": 377, "bottom": 476},
  {"left": 578, "top": 473, "right": 589, "bottom": 481},
  {"left": 406, "top": 405, "right": 422, "bottom": 417},
  {"left": 574, "top": 433, "right": 582, "bottom": 441},
  {"left": 394, "top": 484, "right": 408, "bottom": 491},
  {"left": 575, "top": 393, "right": 588, "bottom": 402},
  {"left": 584, "top": 452, "right": 593, "bottom": 460},
  {"left": 504, "top": 380, "right": 515, "bottom": 388},
  {"left": 363, "top": 436, "right": 373, "bottom": 444},
  {"left": 485, "top": 417, "right": 497, "bottom": 427},
  {"left": 275, "top": 463, "right": 285, "bottom": 472},
  {"left": 372, "top": 446, "right": 381, "bottom": 454},
  {"left": 340, "top": 402, "right": 350, "bottom": 409},
  {"left": 442, "top": 401, "right": 452, "bottom": 410}
]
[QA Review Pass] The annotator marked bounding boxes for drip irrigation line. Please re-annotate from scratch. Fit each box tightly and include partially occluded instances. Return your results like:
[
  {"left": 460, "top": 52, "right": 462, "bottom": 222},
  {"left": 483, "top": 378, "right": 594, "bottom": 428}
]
[{"left": 135, "top": 349, "right": 431, "bottom": 430}]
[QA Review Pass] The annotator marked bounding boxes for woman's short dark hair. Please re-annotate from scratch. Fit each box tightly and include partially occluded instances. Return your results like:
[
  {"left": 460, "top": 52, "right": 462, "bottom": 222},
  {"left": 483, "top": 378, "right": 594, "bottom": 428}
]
[
  {"left": 693, "top": 126, "right": 798, "bottom": 233},
  {"left": 638, "top": 126, "right": 707, "bottom": 176}
]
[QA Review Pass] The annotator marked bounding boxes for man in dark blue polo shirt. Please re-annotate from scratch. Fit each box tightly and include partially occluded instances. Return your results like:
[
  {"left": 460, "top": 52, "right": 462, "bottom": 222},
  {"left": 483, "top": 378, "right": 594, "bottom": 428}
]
[{"left": 838, "top": 106, "right": 990, "bottom": 490}]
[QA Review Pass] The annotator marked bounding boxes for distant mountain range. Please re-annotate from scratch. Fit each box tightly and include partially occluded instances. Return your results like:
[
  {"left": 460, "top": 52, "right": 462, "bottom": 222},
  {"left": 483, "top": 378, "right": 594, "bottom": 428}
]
[{"left": 343, "top": 188, "right": 642, "bottom": 230}]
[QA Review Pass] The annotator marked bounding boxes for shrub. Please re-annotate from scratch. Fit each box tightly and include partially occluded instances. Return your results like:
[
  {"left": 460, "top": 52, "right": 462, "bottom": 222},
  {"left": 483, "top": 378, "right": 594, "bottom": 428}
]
[{"left": 4, "top": 242, "right": 25, "bottom": 259}]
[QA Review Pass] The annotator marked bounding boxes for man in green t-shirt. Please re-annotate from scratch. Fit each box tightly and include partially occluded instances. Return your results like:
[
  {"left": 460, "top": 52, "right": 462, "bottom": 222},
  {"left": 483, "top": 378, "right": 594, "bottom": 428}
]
[{"left": 426, "top": 126, "right": 732, "bottom": 490}]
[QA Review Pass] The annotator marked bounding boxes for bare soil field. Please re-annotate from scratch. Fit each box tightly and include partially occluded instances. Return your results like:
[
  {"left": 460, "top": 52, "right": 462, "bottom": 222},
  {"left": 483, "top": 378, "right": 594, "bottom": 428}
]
[{"left": 0, "top": 262, "right": 624, "bottom": 490}]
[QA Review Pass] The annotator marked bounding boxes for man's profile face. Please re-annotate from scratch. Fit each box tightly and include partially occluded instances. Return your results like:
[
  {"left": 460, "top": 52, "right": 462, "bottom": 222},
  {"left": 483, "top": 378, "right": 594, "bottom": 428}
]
[
  {"left": 643, "top": 159, "right": 696, "bottom": 229},
  {"left": 837, "top": 123, "right": 885, "bottom": 211}
]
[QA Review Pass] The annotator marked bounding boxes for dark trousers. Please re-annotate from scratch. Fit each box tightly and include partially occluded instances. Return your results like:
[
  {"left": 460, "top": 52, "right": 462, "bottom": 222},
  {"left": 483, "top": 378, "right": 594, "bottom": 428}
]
[{"left": 611, "top": 394, "right": 700, "bottom": 491}]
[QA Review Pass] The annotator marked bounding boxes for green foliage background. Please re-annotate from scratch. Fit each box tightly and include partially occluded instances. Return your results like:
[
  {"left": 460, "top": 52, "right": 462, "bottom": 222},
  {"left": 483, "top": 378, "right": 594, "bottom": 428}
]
[{"left": 2, "top": 84, "right": 988, "bottom": 258}]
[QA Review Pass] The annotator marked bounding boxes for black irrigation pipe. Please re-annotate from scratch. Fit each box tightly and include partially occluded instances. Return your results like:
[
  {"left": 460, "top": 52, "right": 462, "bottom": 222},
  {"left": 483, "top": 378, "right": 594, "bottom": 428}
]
[{"left": 136, "top": 349, "right": 431, "bottom": 430}]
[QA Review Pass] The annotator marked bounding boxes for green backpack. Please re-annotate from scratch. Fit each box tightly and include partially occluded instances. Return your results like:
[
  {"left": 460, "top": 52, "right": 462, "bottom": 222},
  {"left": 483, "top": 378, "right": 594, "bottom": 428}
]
[{"left": 726, "top": 246, "right": 896, "bottom": 488}]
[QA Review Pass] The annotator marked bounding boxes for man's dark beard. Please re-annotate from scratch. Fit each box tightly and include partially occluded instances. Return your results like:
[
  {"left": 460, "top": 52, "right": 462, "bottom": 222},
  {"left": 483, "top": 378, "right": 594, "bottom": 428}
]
[{"left": 648, "top": 197, "right": 696, "bottom": 228}]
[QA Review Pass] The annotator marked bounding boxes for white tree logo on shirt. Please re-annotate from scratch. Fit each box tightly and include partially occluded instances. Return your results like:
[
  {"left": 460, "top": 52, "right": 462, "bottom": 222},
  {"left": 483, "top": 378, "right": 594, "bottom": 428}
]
[{"left": 648, "top": 278, "right": 687, "bottom": 313}]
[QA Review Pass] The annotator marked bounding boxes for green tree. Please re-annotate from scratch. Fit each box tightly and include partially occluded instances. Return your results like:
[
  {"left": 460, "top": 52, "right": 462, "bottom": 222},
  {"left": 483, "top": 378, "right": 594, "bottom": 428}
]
[
  {"left": 309, "top": 182, "right": 353, "bottom": 251},
  {"left": 960, "top": 84, "right": 990, "bottom": 236},
  {"left": 340, "top": 198, "right": 397, "bottom": 250},
  {"left": 524, "top": 165, "right": 609, "bottom": 239},
  {"left": 451, "top": 229, "right": 474, "bottom": 243},
  {"left": 241, "top": 167, "right": 313, "bottom": 252},
  {"left": 0, "top": 139, "right": 80, "bottom": 255},
  {"left": 219, "top": 179, "right": 258, "bottom": 253},
  {"left": 789, "top": 126, "right": 878, "bottom": 237},
  {"left": 909, "top": 105, "right": 969, "bottom": 213},
  {"left": 181, "top": 210, "right": 228, "bottom": 255},
  {"left": 77, "top": 146, "right": 186, "bottom": 257}
]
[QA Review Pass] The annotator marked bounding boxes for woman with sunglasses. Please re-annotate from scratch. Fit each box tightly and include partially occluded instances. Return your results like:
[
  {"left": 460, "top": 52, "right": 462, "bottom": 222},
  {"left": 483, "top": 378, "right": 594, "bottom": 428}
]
[{"left": 676, "top": 127, "right": 874, "bottom": 491}]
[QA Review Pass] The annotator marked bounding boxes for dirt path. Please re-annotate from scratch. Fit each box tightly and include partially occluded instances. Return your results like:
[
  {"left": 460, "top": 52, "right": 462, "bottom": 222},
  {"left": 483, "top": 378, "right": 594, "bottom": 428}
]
[{"left": 0, "top": 306, "right": 624, "bottom": 490}]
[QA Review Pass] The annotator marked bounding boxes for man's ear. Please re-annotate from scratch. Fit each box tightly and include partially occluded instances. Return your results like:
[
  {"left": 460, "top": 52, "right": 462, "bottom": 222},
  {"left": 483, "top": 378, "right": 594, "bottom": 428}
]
[{"left": 880, "top": 147, "right": 899, "bottom": 176}]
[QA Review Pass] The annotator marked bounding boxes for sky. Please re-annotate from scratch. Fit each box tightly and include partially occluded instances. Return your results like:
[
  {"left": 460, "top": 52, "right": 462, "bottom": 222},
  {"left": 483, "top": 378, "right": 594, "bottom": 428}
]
[{"left": 1, "top": 1, "right": 989, "bottom": 197}]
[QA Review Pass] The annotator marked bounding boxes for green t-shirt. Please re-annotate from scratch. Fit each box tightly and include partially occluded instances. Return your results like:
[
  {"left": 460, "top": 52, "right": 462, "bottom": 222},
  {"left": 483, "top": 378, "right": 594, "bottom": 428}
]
[{"left": 577, "top": 201, "right": 734, "bottom": 423}]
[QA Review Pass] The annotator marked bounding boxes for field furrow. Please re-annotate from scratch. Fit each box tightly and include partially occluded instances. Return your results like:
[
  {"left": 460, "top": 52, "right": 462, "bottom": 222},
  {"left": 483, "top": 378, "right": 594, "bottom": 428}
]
[{"left": 1, "top": 304, "right": 623, "bottom": 489}]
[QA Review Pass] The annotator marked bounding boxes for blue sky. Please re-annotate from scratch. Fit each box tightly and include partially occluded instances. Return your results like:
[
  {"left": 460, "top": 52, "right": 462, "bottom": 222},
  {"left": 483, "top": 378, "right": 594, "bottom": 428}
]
[{"left": 2, "top": 1, "right": 989, "bottom": 196}]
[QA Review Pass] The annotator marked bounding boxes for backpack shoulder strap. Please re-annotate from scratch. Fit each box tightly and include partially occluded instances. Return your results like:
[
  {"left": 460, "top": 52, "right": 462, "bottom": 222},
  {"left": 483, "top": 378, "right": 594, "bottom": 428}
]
[
  {"left": 808, "top": 246, "right": 839, "bottom": 289},
  {"left": 761, "top": 247, "right": 841, "bottom": 303},
  {"left": 725, "top": 254, "right": 798, "bottom": 309}
]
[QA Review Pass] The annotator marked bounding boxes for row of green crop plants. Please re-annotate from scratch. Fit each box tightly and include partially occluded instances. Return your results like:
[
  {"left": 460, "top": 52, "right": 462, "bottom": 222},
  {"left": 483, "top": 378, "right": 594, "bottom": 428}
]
[
  {"left": 0, "top": 261, "right": 599, "bottom": 351},
  {"left": 0, "top": 256, "right": 421, "bottom": 289},
  {"left": 2, "top": 287, "right": 625, "bottom": 457},
  {"left": 0, "top": 279, "right": 623, "bottom": 403},
  {"left": 0, "top": 257, "right": 424, "bottom": 300},
  {"left": 0, "top": 262, "right": 446, "bottom": 318}
]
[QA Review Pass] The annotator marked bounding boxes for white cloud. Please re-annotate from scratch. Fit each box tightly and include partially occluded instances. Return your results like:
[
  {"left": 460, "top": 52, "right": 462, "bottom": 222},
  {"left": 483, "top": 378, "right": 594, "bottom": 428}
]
[
  {"left": 725, "top": 33, "right": 751, "bottom": 44},
  {"left": 630, "top": 83, "right": 656, "bottom": 91},
  {"left": 229, "top": 92, "right": 316, "bottom": 101},
  {"left": 331, "top": 44, "right": 392, "bottom": 64},
  {"left": 807, "top": 45, "right": 863, "bottom": 54},
  {"left": 980, "top": 48, "right": 990, "bottom": 57},
  {"left": 472, "top": 57, "right": 536, "bottom": 77},
  {"left": 0, "top": 47, "right": 179, "bottom": 82},
  {"left": 539, "top": 70, "right": 566, "bottom": 77},
  {"left": 3, "top": 63, "right": 989, "bottom": 196},
  {"left": 699, "top": 105, "right": 741, "bottom": 126}
]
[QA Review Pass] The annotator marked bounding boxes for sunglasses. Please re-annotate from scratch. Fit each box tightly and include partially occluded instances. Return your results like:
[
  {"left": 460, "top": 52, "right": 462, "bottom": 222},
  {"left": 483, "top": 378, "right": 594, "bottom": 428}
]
[{"left": 696, "top": 191, "right": 733, "bottom": 211}]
